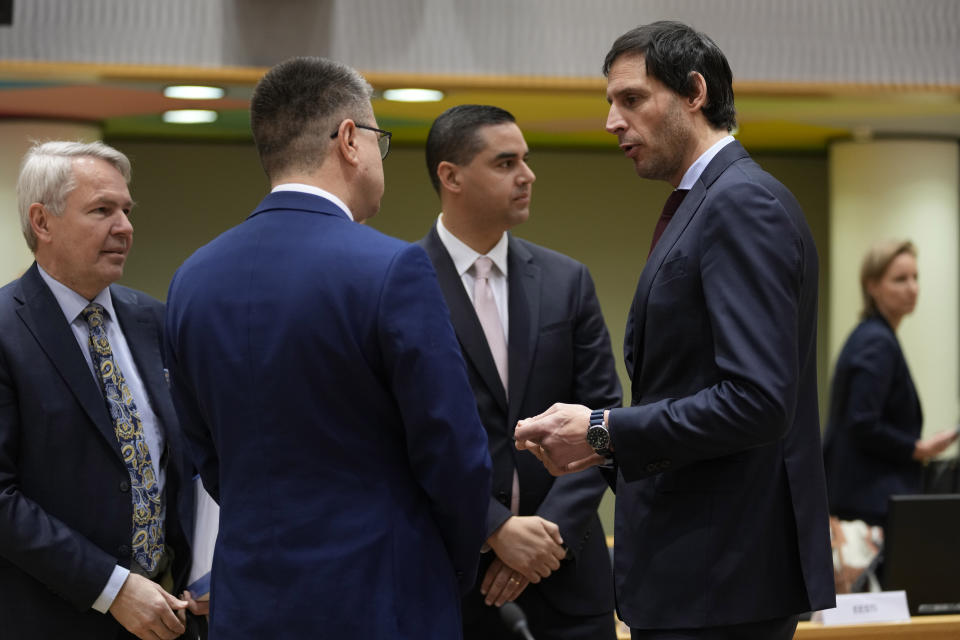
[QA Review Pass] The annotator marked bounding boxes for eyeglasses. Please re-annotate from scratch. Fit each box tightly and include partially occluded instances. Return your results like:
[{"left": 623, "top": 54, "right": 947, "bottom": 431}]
[{"left": 330, "top": 123, "right": 392, "bottom": 160}]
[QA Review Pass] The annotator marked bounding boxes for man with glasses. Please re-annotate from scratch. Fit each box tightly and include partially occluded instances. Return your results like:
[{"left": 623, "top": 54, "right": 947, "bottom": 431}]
[
  {"left": 330, "top": 122, "right": 392, "bottom": 161},
  {"left": 163, "top": 57, "right": 492, "bottom": 639}
]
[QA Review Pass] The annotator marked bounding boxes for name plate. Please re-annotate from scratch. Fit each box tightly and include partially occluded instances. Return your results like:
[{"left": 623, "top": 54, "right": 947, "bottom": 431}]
[{"left": 812, "top": 591, "right": 911, "bottom": 625}]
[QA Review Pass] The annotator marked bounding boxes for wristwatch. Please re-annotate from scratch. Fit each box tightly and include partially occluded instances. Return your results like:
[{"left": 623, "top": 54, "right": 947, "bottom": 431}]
[{"left": 586, "top": 408, "right": 612, "bottom": 458}]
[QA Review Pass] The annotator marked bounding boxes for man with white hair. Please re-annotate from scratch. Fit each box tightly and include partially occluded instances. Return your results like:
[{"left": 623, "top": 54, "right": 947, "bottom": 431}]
[{"left": 0, "top": 141, "right": 200, "bottom": 639}]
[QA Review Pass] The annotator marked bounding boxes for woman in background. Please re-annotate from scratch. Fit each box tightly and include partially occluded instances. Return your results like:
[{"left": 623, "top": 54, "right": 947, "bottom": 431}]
[{"left": 823, "top": 239, "right": 957, "bottom": 527}]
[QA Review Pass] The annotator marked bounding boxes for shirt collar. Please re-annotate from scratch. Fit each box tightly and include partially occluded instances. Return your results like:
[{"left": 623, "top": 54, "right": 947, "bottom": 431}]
[
  {"left": 271, "top": 183, "right": 354, "bottom": 221},
  {"left": 36, "top": 264, "right": 116, "bottom": 324},
  {"left": 436, "top": 214, "right": 509, "bottom": 278},
  {"left": 677, "top": 135, "right": 735, "bottom": 191}
]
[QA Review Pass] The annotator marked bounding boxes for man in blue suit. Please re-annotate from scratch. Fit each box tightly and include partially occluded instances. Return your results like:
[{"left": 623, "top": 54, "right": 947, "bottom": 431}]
[
  {"left": 516, "top": 21, "right": 836, "bottom": 638},
  {"left": 0, "top": 141, "right": 200, "bottom": 639},
  {"left": 163, "top": 57, "right": 492, "bottom": 639},
  {"left": 419, "top": 105, "right": 621, "bottom": 639}
]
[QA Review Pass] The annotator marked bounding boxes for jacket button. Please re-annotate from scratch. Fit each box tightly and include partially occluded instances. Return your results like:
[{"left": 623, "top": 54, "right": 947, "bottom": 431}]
[
  {"left": 118, "top": 544, "right": 129, "bottom": 557},
  {"left": 456, "top": 571, "right": 464, "bottom": 578},
  {"left": 497, "top": 491, "right": 508, "bottom": 505},
  {"left": 119, "top": 480, "right": 130, "bottom": 493}
]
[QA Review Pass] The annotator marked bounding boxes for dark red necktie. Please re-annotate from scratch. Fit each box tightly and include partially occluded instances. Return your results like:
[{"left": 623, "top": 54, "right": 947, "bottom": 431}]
[{"left": 648, "top": 189, "right": 689, "bottom": 257}]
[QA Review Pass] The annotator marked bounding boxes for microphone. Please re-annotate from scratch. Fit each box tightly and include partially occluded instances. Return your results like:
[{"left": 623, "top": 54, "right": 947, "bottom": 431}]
[{"left": 499, "top": 601, "right": 536, "bottom": 640}]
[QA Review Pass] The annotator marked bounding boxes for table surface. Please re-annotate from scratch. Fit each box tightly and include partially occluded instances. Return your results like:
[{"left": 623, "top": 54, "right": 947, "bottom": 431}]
[
  {"left": 615, "top": 615, "right": 960, "bottom": 639},
  {"left": 794, "top": 615, "right": 960, "bottom": 639}
]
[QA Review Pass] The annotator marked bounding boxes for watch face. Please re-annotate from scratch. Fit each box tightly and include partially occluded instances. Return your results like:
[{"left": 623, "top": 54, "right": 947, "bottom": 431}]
[{"left": 586, "top": 425, "right": 609, "bottom": 450}]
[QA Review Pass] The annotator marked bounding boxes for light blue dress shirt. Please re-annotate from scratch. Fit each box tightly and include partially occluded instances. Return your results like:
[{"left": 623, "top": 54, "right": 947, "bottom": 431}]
[{"left": 37, "top": 265, "right": 166, "bottom": 613}]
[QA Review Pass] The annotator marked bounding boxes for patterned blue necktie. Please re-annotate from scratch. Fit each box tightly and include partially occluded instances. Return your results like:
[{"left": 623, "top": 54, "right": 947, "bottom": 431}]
[{"left": 81, "top": 303, "right": 165, "bottom": 573}]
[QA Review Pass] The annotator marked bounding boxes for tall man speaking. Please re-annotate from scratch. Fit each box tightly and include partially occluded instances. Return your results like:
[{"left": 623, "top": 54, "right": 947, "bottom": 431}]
[{"left": 516, "top": 21, "right": 835, "bottom": 639}]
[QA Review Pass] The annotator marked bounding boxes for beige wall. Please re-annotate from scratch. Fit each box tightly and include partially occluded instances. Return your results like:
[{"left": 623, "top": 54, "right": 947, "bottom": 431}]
[
  {"left": 111, "top": 140, "right": 831, "bottom": 404},
  {"left": 110, "top": 140, "right": 830, "bottom": 399},
  {"left": 110, "top": 140, "right": 270, "bottom": 298},
  {"left": 0, "top": 121, "right": 102, "bottom": 284},
  {"left": 107, "top": 139, "right": 830, "bottom": 529},
  {"left": 829, "top": 140, "right": 960, "bottom": 441}
]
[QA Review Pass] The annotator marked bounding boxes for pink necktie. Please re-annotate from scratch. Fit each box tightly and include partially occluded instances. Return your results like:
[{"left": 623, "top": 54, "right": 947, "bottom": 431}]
[
  {"left": 472, "top": 257, "right": 508, "bottom": 392},
  {"left": 472, "top": 257, "right": 519, "bottom": 514}
]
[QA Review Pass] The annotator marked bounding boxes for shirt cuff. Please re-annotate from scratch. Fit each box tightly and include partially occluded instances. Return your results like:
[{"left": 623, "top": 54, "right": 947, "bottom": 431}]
[
  {"left": 92, "top": 565, "right": 130, "bottom": 613},
  {"left": 598, "top": 457, "right": 617, "bottom": 469}
]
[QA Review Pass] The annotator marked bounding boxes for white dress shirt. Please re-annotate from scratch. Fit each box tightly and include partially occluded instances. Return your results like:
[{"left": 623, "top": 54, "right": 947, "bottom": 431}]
[
  {"left": 677, "top": 135, "right": 735, "bottom": 190},
  {"left": 435, "top": 214, "right": 510, "bottom": 342},
  {"left": 436, "top": 214, "right": 520, "bottom": 526},
  {"left": 271, "top": 183, "right": 355, "bottom": 221}
]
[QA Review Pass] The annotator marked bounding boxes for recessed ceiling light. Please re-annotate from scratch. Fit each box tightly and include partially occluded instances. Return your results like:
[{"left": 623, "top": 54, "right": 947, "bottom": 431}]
[
  {"left": 382, "top": 88, "right": 444, "bottom": 103},
  {"left": 163, "top": 85, "right": 225, "bottom": 100},
  {"left": 162, "top": 109, "right": 218, "bottom": 124}
]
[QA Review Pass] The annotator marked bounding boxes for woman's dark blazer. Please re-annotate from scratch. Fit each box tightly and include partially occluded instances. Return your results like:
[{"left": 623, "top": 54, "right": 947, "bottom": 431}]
[{"left": 823, "top": 314, "right": 923, "bottom": 526}]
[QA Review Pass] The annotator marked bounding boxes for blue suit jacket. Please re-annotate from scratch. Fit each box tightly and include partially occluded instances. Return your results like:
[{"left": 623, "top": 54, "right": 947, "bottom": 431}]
[
  {"left": 420, "top": 228, "right": 620, "bottom": 630},
  {"left": 608, "top": 141, "right": 835, "bottom": 629},
  {"left": 823, "top": 315, "right": 923, "bottom": 525},
  {"left": 164, "top": 191, "right": 492, "bottom": 640},
  {"left": 0, "top": 264, "right": 194, "bottom": 640}
]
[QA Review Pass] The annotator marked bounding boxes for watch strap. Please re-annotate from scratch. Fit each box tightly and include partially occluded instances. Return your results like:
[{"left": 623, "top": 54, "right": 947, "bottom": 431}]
[{"left": 588, "top": 409, "right": 612, "bottom": 459}]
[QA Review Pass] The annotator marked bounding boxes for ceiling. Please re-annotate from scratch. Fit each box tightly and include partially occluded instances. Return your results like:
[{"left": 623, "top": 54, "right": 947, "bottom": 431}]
[{"left": 1, "top": 61, "right": 958, "bottom": 152}]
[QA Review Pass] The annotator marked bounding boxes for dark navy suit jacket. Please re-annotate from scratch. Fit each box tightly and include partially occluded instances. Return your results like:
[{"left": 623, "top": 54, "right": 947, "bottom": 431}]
[
  {"left": 164, "top": 191, "right": 492, "bottom": 640},
  {"left": 420, "top": 228, "right": 621, "bottom": 631},
  {"left": 607, "top": 141, "right": 836, "bottom": 629},
  {"left": 823, "top": 314, "right": 923, "bottom": 526},
  {"left": 0, "top": 264, "right": 194, "bottom": 640}
]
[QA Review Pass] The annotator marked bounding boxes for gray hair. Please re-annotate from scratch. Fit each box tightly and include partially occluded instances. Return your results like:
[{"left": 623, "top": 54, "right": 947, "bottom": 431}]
[
  {"left": 17, "top": 140, "right": 131, "bottom": 252},
  {"left": 251, "top": 56, "right": 374, "bottom": 180}
]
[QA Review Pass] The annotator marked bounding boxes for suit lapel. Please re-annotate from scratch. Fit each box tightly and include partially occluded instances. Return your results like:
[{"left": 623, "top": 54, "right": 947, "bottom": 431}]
[
  {"left": 624, "top": 186, "right": 704, "bottom": 385},
  {"left": 626, "top": 141, "right": 750, "bottom": 381},
  {"left": 879, "top": 315, "right": 925, "bottom": 430},
  {"left": 113, "top": 286, "right": 191, "bottom": 537},
  {"left": 421, "top": 226, "right": 508, "bottom": 412},
  {"left": 506, "top": 236, "right": 539, "bottom": 427},
  {"left": 112, "top": 286, "right": 179, "bottom": 442},
  {"left": 14, "top": 264, "right": 121, "bottom": 459}
]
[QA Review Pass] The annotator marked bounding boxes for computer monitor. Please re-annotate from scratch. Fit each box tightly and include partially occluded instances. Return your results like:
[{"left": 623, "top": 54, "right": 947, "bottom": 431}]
[{"left": 884, "top": 494, "right": 960, "bottom": 615}]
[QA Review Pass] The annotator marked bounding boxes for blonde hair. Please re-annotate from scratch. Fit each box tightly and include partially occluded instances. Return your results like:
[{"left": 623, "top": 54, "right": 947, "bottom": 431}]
[{"left": 859, "top": 239, "right": 917, "bottom": 320}]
